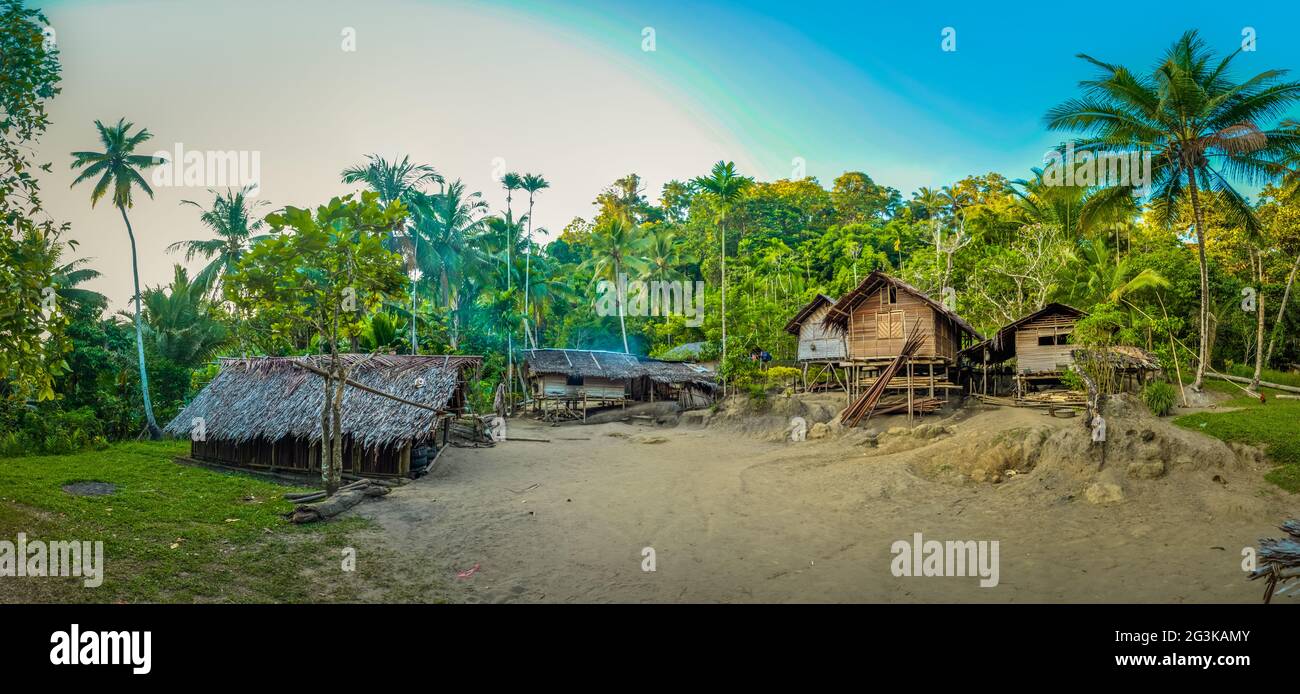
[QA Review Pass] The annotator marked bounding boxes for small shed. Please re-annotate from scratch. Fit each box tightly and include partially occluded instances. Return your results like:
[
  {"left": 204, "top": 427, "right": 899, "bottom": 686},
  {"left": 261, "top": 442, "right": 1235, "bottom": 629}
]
[
  {"left": 784, "top": 294, "right": 846, "bottom": 362},
  {"left": 522, "top": 348, "right": 717, "bottom": 412},
  {"left": 962, "top": 303, "right": 1087, "bottom": 376},
  {"left": 163, "top": 354, "right": 481, "bottom": 478}
]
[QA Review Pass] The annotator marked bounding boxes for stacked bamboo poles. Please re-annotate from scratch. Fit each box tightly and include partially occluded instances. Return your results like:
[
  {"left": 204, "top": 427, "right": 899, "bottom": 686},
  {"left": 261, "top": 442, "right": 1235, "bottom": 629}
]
[{"left": 841, "top": 322, "right": 925, "bottom": 428}]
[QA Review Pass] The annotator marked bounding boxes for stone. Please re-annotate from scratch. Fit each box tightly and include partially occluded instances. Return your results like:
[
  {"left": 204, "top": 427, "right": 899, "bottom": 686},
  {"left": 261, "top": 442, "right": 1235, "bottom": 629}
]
[
  {"left": 1084, "top": 482, "right": 1125, "bottom": 504},
  {"left": 808, "top": 422, "right": 831, "bottom": 440}
]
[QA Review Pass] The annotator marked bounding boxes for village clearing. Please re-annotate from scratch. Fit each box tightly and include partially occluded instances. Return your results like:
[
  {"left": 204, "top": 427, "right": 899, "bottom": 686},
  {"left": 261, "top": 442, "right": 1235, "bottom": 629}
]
[
  {"left": 352, "top": 391, "right": 1299, "bottom": 603},
  {"left": 4, "top": 389, "right": 1296, "bottom": 604}
]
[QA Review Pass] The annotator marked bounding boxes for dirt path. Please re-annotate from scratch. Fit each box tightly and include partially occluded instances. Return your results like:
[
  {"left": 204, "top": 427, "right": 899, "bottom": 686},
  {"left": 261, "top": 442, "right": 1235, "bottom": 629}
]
[{"left": 351, "top": 408, "right": 1299, "bottom": 603}]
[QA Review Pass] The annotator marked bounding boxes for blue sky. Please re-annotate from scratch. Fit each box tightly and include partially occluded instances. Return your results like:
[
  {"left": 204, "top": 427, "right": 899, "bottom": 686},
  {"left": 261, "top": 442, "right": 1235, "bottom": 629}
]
[
  {"left": 512, "top": 0, "right": 1300, "bottom": 190},
  {"left": 36, "top": 0, "right": 1300, "bottom": 306}
]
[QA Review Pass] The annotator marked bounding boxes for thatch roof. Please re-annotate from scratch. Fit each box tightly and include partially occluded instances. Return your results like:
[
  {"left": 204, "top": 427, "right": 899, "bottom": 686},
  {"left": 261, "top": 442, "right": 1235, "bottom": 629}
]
[
  {"left": 959, "top": 303, "right": 1086, "bottom": 363},
  {"left": 1071, "top": 345, "right": 1162, "bottom": 371},
  {"left": 822, "top": 271, "right": 982, "bottom": 339},
  {"left": 523, "top": 349, "right": 716, "bottom": 389},
  {"left": 163, "top": 354, "right": 481, "bottom": 447},
  {"left": 783, "top": 294, "right": 835, "bottom": 335}
]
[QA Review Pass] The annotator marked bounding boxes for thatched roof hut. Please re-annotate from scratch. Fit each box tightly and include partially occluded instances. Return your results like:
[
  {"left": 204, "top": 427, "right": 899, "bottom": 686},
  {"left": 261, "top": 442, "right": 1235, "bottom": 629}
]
[
  {"left": 522, "top": 348, "right": 716, "bottom": 408},
  {"left": 165, "top": 354, "right": 481, "bottom": 478}
]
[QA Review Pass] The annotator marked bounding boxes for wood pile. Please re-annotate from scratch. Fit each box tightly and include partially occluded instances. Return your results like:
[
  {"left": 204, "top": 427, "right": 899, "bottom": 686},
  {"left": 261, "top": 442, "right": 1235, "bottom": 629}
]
[
  {"left": 1249, "top": 519, "right": 1300, "bottom": 603},
  {"left": 840, "top": 323, "right": 925, "bottom": 427},
  {"left": 874, "top": 398, "right": 943, "bottom": 415}
]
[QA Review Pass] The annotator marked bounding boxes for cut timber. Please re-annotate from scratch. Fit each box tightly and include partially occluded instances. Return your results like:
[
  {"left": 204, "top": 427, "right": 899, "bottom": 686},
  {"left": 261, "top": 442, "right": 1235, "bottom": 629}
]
[
  {"left": 287, "top": 480, "right": 391, "bottom": 524},
  {"left": 840, "top": 322, "right": 926, "bottom": 427}
]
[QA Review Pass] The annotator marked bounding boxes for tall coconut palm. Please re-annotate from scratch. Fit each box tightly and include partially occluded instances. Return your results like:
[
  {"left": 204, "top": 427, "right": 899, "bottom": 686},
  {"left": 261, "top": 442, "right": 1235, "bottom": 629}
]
[
  {"left": 497, "top": 172, "right": 525, "bottom": 405},
  {"left": 1045, "top": 30, "right": 1300, "bottom": 390},
  {"left": 69, "top": 118, "right": 165, "bottom": 438},
  {"left": 581, "top": 216, "right": 649, "bottom": 353},
  {"left": 691, "top": 161, "right": 752, "bottom": 378},
  {"left": 520, "top": 173, "right": 549, "bottom": 347},
  {"left": 341, "top": 154, "right": 442, "bottom": 352},
  {"left": 168, "top": 185, "right": 271, "bottom": 298}
]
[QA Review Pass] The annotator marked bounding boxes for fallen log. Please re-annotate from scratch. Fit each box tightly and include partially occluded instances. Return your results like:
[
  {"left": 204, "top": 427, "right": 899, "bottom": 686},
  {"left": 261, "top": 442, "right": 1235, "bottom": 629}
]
[
  {"left": 1206, "top": 372, "right": 1300, "bottom": 395},
  {"left": 287, "top": 480, "right": 391, "bottom": 524}
]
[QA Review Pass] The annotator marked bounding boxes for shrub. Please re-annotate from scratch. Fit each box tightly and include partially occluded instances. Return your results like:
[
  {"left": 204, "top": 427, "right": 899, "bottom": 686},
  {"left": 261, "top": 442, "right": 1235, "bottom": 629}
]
[
  {"left": 0, "top": 402, "right": 108, "bottom": 457},
  {"left": 1142, "top": 380, "right": 1177, "bottom": 417}
]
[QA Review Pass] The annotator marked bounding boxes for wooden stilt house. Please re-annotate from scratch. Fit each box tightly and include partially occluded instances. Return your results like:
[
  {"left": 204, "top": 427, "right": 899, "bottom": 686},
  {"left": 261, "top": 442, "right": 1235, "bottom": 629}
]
[
  {"left": 821, "top": 271, "right": 982, "bottom": 404},
  {"left": 959, "top": 303, "right": 1085, "bottom": 395},
  {"left": 164, "top": 354, "right": 481, "bottom": 478}
]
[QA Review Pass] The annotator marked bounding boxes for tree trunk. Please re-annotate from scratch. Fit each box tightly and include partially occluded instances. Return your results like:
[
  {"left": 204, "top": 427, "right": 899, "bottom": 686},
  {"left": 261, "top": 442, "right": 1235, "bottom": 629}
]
[
  {"left": 331, "top": 358, "right": 345, "bottom": 492},
  {"left": 1186, "top": 172, "right": 1211, "bottom": 391},
  {"left": 721, "top": 219, "right": 727, "bottom": 383},
  {"left": 525, "top": 195, "right": 534, "bottom": 347},
  {"left": 320, "top": 364, "right": 334, "bottom": 493},
  {"left": 1252, "top": 249, "right": 1265, "bottom": 390},
  {"left": 119, "top": 207, "right": 161, "bottom": 439},
  {"left": 616, "top": 259, "right": 629, "bottom": 353},
  {"left": 1266, "top": 251, "right": 1299, "bottom": 365}
]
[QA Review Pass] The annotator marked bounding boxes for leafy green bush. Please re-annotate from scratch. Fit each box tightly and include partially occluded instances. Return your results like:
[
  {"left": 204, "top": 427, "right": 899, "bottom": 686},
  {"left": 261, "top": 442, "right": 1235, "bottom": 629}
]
[
  {"left": 1141, "top": 380, "right": 1177, "bottom": 417},
  {"left": 0, "top": 402, "right": 108, "bottom": 457}
]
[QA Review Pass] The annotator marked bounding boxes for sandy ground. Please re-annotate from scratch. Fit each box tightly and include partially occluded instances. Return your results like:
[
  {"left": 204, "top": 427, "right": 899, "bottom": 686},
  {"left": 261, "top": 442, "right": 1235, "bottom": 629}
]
[{"left": 349, "top": 399, "right": 1300, "bottom": 603}]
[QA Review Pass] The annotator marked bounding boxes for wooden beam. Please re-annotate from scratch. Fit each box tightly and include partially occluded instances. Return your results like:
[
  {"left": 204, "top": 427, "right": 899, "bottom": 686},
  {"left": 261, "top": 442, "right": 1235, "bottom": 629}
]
[{"left": 291, "top": 360, "right": 449, "bottom": 413}]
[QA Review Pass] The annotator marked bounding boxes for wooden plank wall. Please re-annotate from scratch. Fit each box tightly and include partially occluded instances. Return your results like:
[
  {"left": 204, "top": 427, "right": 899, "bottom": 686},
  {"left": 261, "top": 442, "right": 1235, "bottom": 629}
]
[
  {"left": 1014, "top": 313, "right": 1077, "bottom": 373},
  {"left": 847, "top": 286, "right": 958, "bottom": 360},
  {"left": 797, "top": 303, "right": 847, "bottom": 361}
]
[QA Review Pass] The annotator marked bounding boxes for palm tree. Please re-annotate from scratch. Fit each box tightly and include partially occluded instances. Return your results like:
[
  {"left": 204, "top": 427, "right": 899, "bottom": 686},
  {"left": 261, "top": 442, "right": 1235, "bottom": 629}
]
[
  {"left": 69, "top": 118, "right": 165, "bottom": 438},
  {"left": 692, "top": 161, "right": 752, "bottom": 378},
  {"left": 581, "top": 216, "right": 649, "bottom": 353},
  {"left": 520, "top": 173, "right": 549, "bottom": 347},
  {"left": 646, "top": 229, "right": 687, "bottom": 281},
  {"left": 168, "top": 185, "right": 271, "bottom": 298},
  {"left": 498, "top": 172, "right": 524, "bottom": 406},
  {"left": 1065, "top": 237, "right": 1170, "bottom": 307},
  {"left": 409, "top": 180, "right": 488, "bottom": 349},
  {"left": 49, "top": 253, "right": 107, "bottom": 311},
  {"left": 1045, "top": 30, "right": 1300, "bottom": 390},
  {"left": 341, "top": 154, "right": 442, "bottom": 352},
  {"left": 138, "top": 265, "right": 229, "bottom": 368}
]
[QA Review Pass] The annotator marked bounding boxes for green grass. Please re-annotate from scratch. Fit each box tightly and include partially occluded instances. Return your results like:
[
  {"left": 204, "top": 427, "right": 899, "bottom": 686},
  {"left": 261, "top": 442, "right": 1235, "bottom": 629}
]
[
  {"left": 0, "top": 441, "right": 392, "bottom": 603},
  {"left": 1174, "top": 396, "right": 1300, "bottom": 493}
]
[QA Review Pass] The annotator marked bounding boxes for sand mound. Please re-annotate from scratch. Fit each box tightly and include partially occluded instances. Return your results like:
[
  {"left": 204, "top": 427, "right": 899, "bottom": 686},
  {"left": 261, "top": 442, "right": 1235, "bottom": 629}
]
[
  {"left": 685, "top": 392, "right": 846, "bottom": 441},
  {"left": 893, "top": 394, "right": 1273, "bottom": 521}
]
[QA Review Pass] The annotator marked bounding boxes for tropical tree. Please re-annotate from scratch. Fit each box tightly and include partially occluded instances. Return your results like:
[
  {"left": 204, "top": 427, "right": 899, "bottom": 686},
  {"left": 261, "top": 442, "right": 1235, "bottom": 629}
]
[
  {"left": 520, "top": 173, "right": 550, "bottom": 347},
  {"left": 409, "top": 180, "right": 488, "bottom": 349},
  {"left": 167, "top": 185, "right": 271, "bottom": 297},
  {"left": 69, "top": 118, "right": 165, "bottom": 437},
  {"left": 581, "top": 216, "right": 649, "bottom": 352},
  {"left": 138, "top": 265, "right": 229, "bottom": 368},
  {"left": 692, "top": 161, "right": 753, "bottom": 378},
  {"left": 225, "top": 192, "right": 407, "bottom": 493},
  {"left": 1045, "top": 30, "right": 1300, "bottom": 390},
  {"left": 0, "top": 0, "right": 67, "bottom": 402},
  {"left": 341, "top": 154, "right": 442, "bottom": 352}
]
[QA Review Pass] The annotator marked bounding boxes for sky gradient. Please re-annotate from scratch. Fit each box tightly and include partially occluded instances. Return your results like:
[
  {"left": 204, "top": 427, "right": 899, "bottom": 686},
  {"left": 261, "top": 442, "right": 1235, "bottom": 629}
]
[{"left": 35, "top": 0, "right": 1300, "bottom": 308}]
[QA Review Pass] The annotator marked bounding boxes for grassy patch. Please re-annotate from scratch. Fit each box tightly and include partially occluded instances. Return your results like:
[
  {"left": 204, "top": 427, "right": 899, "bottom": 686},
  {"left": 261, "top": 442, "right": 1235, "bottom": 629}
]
[
  {"left": 1174, "top": 397, "right": 1300, "bottom": 493},
  {"left": 0, "top": 441, "right": 396, "bottom": 603}
]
